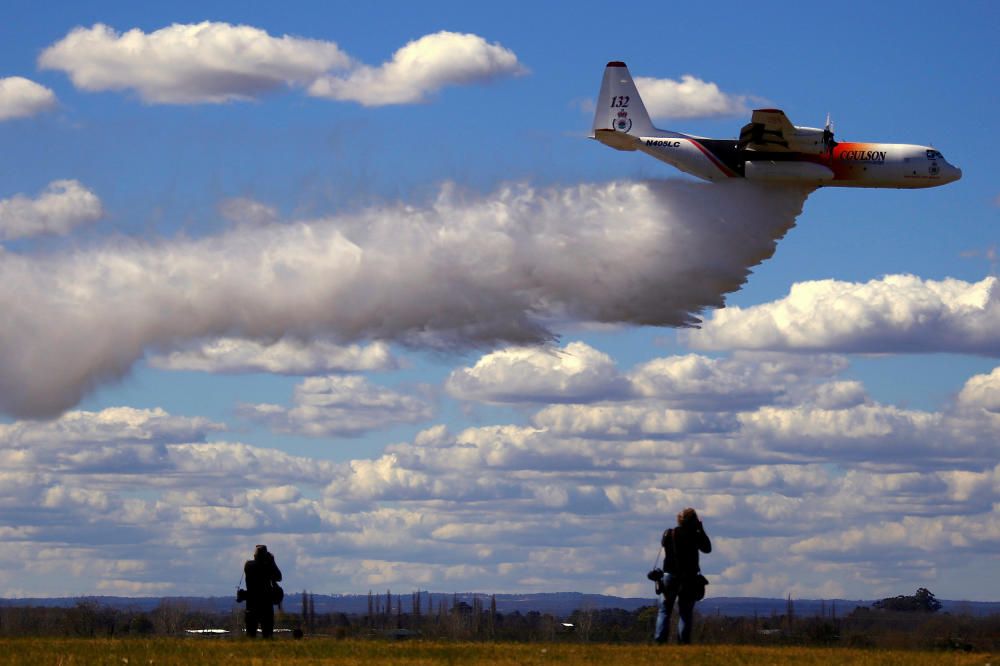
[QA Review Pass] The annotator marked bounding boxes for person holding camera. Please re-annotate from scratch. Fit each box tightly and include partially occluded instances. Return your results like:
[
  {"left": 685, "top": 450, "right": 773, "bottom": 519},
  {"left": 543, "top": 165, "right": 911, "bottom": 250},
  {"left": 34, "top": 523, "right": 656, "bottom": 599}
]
[
  {"left": 242, "top": 544, "right": 283, "bottom": 638},
  {"left": 653, "top": 507, "right": 711, "bottom": 644}
]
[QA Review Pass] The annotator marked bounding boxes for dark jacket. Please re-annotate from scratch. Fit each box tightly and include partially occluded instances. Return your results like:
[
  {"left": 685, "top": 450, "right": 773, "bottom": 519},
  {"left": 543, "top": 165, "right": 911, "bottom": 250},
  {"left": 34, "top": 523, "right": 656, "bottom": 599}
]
[
  {"left": 244, "top": 554, "right": 282, "bottom": 610},
  {"left": 664, "top": 522, "right": 712, "bottom": 578}
]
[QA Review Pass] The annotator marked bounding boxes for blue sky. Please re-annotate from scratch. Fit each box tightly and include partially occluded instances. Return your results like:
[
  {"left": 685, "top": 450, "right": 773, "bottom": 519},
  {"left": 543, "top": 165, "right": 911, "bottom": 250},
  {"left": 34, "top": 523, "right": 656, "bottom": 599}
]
[{"left": 0, "top": 0, "right": 998, "bottom": 601}]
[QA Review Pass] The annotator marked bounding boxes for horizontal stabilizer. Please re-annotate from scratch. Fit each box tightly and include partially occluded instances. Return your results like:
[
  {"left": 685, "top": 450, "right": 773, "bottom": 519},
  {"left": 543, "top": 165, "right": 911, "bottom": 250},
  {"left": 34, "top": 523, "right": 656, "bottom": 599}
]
[{"left": 593, "top": 128, "right": 640, "bottom": 151}]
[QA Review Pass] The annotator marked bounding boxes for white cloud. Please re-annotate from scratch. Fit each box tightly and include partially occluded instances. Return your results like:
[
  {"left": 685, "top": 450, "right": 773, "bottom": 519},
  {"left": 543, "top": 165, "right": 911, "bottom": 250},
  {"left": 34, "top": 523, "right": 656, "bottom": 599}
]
[
  {"left": 635, "top": 75, "right": 748, "bottom": 119},
  {"left": 38, "top": 24, "right": 525, "bottom": 108},
  {"left": 150, "top": 338, "right": 397, "bottom": 375},
  {"left": 0, "top": 180, "right": 103, "bottom": 241},
  {"left": 957, "top": 366, "right": 1000, "bottom": 413},
  {"left": 0, "top": 179, "right": 810, "bottom": 418},
  {"left": 629, "top": 353, "right": 847, "bottom": 411},
  {"left": 0, "top": 366, "right": 998, "bottom": 599},
  {"left": 738, "top": 403, "right": 999, "bottom": 468},
  {"left": 242, "top": 375, "right": 434, "bottom": 437},
  {"left": 39, "top": 22, "right": 352, "bottom": 104},
  {"left": 0, "top": 76, "right": 57, "bottom": 121},
  {"left": 308, "top": 31, "right": 525, "bottom": 106},
  {"left": 446, "top": 341, "right": 630, "bottom": 404},
  {"left": 532, "top": 404, "right": 737, "bottom": 439},
  {"left": 6, "top": 358, "right": 996, "bottom": 604},
  {"left": 686, "top": 275, "right": 1000, "bottom": 355},
  {"left": 0, "top": 406, "right": 220, "bottom": 449},
  {"left": 168, "top": 443, "right": 338, "bottom": 486},
  {"left": 446, "top": 345, "right": 856, "bottom": 413}
]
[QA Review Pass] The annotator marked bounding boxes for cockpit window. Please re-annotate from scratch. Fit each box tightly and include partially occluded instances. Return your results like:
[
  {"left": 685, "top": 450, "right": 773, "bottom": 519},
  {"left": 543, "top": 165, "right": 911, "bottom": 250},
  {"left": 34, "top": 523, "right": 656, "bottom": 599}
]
[{"left": 926, "top": 149, "right": 943, "bottom": 160}]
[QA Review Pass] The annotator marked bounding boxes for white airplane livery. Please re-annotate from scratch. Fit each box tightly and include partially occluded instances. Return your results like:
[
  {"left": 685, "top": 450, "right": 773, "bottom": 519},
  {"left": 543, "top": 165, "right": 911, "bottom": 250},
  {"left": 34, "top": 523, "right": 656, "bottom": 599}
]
[{"left": 592, "top": 61, "right": 962, "bottom": 188}]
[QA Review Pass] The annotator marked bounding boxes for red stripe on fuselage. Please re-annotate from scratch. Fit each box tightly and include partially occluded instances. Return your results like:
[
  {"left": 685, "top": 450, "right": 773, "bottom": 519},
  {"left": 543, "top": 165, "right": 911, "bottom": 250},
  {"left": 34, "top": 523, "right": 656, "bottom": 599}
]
[{"left": 687, "top": 139, "right": 738, "bottom": 178}]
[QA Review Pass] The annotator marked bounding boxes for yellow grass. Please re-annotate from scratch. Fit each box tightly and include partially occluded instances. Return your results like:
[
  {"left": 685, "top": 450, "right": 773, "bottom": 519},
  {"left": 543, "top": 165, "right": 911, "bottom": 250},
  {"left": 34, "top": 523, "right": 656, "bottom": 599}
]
[{"left": 0, "top": 638, "right": 992, "bottom": 665}]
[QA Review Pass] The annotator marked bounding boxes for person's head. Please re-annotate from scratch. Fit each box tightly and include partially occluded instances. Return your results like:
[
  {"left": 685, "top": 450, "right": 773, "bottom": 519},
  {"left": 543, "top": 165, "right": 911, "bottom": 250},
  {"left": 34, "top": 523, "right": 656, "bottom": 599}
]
[
  {"left": 254, "top": 544, "right": 268, "bottom": 561},
  {"left": 677, "top": 507, "right": 699, "bottom": 528}
]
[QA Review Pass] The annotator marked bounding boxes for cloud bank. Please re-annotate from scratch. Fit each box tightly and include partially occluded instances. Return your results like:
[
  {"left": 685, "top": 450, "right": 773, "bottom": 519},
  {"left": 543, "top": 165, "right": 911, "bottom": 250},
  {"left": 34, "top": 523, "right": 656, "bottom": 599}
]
[
  {"left": 0, "top": 76, "right": 57, "bottom": 121},
  {"left": 241, "top": 375, "right": 434, "bottom": 437},
  {"left": 686, "top": 274, "right": 1000, "bottom": 354},
  {"left": 38, "top": 23, "right": 524, "bottom": 106},
  {"left": 0, "top": 180, "right": 103, "bottom": 241},
  {"left": 0, "top": 179, "right": 808, "bottom": 418},
  {"left": 635, "top": 75, "right": 749, "bottom": 119},
  {"left": 2, "top": 354, "right": 996, "bottom": 599}
]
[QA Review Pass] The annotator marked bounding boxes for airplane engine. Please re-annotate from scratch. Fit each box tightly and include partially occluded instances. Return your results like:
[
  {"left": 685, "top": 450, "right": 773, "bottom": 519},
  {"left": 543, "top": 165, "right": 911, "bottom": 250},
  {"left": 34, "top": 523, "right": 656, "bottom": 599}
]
[
  {"left": 788, "top": 126, "right": 829, "bottom": 154},
  {"left": 744, "top": 160, "right": 834, "bottom": 184}
]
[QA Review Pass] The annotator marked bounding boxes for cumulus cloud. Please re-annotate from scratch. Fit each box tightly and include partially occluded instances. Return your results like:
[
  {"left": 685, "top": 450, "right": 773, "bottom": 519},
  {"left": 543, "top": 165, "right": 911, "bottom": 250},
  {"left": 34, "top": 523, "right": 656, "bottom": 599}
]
[
  {"left": 957, "top": 366, "right": 1000, "bottom": 412},
  {"left": 686, "top": 275, "right": 1000, "bottom": 355},
  {"left": 532, "top": 404, "right": 737, "bottom": 439},
  {"left": 168, "top": 442, "right": 338, "bottom": 486},
  {"left": 0, "top": 180, "right": 103, "bottom": 241},
  {"left": 241, "top": 375, "right": 434, "bottom": 437},
  {"left": 301, "top": 360, "right": 999, "bottom": 595},
  {"left": 2, "top": 360, "right": 999, "bottom": 598},
  {"left": 445, "top": 341, "right": 630, "bottom": 404},
  {"left": 629, "top": 353, "right": 847, "bottom": 411},
  {"left": 308, "top": 31, "right": 525, "bottom": 106},
  {"left": 635, "top": 75, "right": 748, "bottom": 119},
  {"left": 0, "top": 76, "right": 57, "bottom": 120},
  {"left": 150, "top": 338, "right": 397, "bottom": 375},
  {"left": 0, "top": 406, "right": 220, "bottom": 449},
  {"left": 0, "top": 407, "right": 224, "bottom": 476},
  {"left": 446, "top": 343, "right": 856, "bottom": 415},
  {"left": 39, "top": 22, "right": 352, "bottom": 104},
  {"left": 38, "top": 24, "right": 524, "bottom": 107},
  {"left": 0, "top": 179, "right": 809, "bottom": 418}
]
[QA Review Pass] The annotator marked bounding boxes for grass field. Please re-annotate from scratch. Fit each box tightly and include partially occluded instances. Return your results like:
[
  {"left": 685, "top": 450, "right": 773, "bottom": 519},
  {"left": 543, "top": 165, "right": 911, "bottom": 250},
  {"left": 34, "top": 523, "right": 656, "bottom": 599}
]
[{"left": 0, "top": 638, "right": 993, "bottom": 665}]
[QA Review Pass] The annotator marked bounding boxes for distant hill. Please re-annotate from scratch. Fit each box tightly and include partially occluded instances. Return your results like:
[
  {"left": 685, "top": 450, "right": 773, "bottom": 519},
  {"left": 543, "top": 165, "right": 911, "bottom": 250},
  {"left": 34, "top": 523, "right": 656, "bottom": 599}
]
[{"left": 2, "top": 592, "right": 997, "bottom": 618}]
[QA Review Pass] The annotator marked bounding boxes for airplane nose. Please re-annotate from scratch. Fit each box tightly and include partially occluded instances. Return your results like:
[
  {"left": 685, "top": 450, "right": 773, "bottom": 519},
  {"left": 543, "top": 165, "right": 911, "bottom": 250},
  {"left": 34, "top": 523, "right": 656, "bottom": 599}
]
[{"left": 948, "top": 164, "right": 962, "bottom": 183}]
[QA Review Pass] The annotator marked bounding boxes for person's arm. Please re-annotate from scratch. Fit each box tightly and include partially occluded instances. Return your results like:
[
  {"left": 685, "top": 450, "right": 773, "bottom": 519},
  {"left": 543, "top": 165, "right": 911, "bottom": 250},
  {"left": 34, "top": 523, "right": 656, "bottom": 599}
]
[
  {"left": 270, "top": 555, "right": 283, "bottom": 582},
  {"left": 698, "top": 521, "right": 712, "bottom": 554}
]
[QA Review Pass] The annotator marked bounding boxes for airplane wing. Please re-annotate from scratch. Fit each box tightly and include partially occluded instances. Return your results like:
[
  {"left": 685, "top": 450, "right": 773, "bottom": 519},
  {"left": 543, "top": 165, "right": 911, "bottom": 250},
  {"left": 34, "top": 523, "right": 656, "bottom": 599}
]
[{"left": 739, "top": 109, "right": 797, "bottom": 151}]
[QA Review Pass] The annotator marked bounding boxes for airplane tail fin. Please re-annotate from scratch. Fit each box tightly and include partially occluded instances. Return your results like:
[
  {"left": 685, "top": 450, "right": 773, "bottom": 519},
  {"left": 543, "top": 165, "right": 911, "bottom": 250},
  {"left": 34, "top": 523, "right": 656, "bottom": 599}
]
[{"left": 592, "top": 61, "right": 656, "bottom": 137}]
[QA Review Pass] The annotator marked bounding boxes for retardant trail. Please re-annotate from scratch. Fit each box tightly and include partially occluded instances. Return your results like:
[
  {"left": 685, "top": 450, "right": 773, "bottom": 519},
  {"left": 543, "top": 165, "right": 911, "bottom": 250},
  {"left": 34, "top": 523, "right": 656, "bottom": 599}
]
[{"left": 0, "top": 179, "right": 811, "bottom": 418}]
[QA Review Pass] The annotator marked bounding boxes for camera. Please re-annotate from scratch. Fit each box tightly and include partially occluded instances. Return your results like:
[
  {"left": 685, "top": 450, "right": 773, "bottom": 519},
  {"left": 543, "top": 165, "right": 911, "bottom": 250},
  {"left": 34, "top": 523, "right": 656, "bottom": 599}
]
[
  {"left": 646, "top": 567, "right": 664, "bottom": 582},
  {"left": 236, "top": 588, "right": 247, "bottom": 603}
]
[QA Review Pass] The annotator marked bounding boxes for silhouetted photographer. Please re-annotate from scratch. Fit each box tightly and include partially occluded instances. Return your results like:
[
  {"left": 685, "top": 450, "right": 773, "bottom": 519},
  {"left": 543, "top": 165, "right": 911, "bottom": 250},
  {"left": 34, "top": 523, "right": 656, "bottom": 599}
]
[
  {"left": 237, "top": 544, "right": 283, "bottom": 638},
  {"left": 652, "top": 507, "right": 711, "bottom": 644}
]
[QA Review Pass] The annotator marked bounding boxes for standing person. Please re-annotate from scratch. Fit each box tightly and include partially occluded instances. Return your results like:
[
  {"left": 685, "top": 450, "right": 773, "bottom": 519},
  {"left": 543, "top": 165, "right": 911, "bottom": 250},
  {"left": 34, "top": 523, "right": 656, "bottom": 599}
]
[
  {"left": 654, "top": 508, "right": 711, "bottom": 644},
  {"left": 244, "top": 544, "right": 282, "bottom": 638}
]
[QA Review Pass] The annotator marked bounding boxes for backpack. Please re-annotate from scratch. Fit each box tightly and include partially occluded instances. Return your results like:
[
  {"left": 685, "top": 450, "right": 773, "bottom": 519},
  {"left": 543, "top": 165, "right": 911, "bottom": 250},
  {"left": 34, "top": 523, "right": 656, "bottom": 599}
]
[{"left": 661, "top": 528, "right": 678, "bottom": 574}]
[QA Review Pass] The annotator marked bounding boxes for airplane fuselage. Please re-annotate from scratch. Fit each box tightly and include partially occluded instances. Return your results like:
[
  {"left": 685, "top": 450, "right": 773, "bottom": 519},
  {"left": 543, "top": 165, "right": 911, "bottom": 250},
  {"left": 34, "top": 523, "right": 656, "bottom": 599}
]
[{"left": 625, "top": 134, "right": 961, "bottom": 188}]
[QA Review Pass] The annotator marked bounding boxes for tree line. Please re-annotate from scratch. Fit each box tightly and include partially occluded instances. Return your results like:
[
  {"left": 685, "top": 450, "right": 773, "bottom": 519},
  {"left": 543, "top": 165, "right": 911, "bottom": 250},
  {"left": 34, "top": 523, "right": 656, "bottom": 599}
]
[{"left": 0, "top": 587, "right": 995, "bottom": 652}]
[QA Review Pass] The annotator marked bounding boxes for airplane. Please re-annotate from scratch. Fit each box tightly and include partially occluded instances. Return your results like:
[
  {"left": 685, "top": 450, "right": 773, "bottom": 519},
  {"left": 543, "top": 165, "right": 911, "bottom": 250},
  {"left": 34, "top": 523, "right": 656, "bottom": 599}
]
[{"left": 592, "top": 61, "right": 961, "bottom": 188}]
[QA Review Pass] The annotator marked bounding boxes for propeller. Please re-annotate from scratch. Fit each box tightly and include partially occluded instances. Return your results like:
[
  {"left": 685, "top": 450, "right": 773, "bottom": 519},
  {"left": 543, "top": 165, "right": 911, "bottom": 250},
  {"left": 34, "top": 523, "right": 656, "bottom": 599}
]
[{"left": 822, "top": 113, "right": 836, "bottom": 148}]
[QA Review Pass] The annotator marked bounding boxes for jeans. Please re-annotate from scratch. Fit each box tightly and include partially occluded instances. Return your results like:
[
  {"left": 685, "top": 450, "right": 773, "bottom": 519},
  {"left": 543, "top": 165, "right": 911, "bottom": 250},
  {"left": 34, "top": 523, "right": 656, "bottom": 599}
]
[
  {"left": 654, "top": 574, "right": 696, "bottom": 644},
  {"left": 246, "top": 606, "right": 274, "bottom": 638}
]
